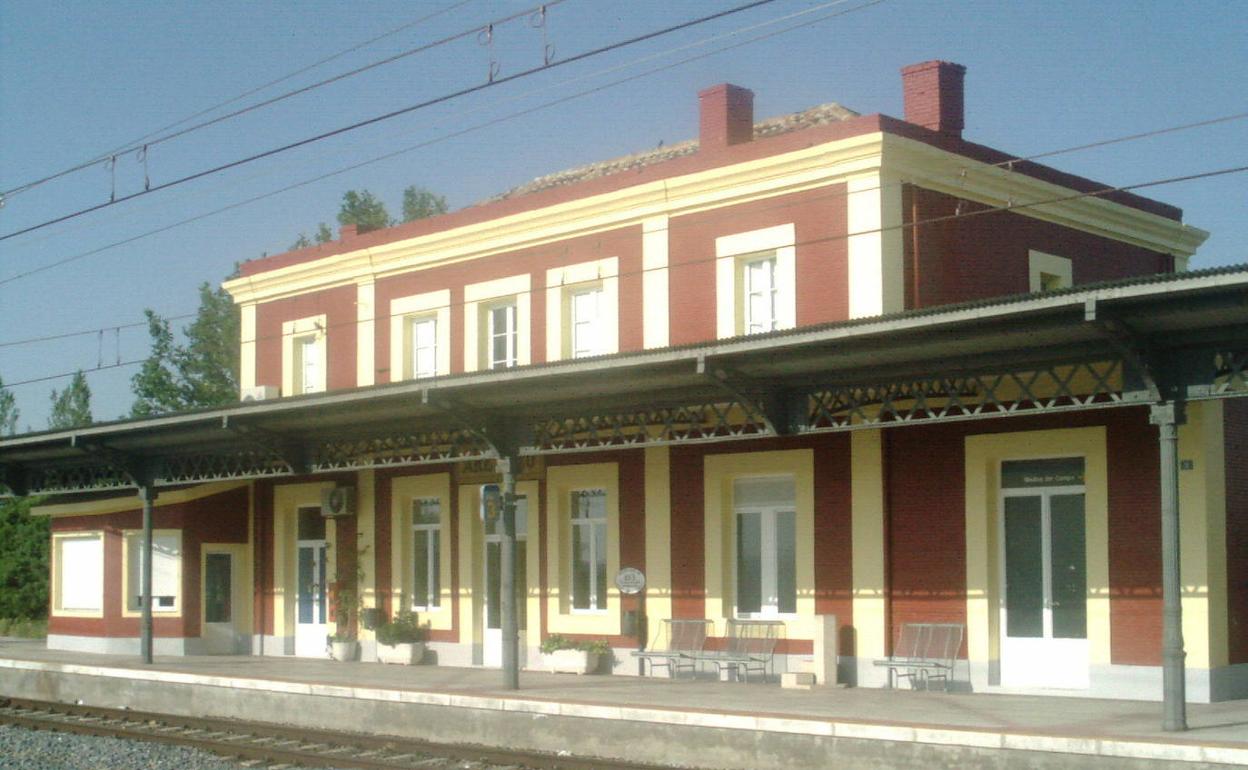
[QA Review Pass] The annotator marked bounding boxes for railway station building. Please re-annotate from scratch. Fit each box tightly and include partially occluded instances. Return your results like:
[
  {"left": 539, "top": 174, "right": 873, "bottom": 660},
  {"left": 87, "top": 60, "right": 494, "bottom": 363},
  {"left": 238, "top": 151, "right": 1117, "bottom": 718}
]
[{"left": 7, "top": 61, "right": 1247, "bottom": 706}]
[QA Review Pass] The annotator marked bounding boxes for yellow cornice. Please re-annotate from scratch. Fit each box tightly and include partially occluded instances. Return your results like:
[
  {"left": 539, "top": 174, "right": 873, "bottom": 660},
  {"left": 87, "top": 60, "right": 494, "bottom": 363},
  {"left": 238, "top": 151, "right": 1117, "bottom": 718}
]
[
  {"left": 33, "top": 480, "right": 249, "bottom": 518},
  {"left": 223, "top": 134, "right": 887, "bottom": 304},
  {"left": 881, "top": 134, "right": 1209, "bottom": 257}
]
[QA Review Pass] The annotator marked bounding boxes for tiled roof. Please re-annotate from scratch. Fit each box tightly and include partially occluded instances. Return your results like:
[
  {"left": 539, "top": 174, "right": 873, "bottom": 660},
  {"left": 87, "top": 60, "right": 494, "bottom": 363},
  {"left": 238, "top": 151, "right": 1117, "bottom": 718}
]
[{"left": 482, "top": 101, "right": 859, "bottom": 203}]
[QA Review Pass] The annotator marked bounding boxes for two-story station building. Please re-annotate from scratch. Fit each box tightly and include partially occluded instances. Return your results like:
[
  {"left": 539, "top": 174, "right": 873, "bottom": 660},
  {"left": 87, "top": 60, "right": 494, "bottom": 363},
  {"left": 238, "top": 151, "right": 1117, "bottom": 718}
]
[{"left": 13, "top": 61, "right": 1248, "bottom": 705}]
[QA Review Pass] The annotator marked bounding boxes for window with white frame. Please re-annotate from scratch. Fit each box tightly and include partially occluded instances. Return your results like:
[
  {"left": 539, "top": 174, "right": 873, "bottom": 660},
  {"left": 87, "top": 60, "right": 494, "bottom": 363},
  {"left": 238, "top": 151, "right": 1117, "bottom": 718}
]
[
  {"left": 734, "top": 476, "right": 796, "bottom": 617},
  {"left": 487, "top": 301, "right": 518, "bottom": 369},
  {"left": 283, "top": 316, "right": 326, "bottom": 396},
  {"left": 125, "top": 530, "right": 182, "bottom": 613},
  {"left": 296, "top": 335, "right": 321, "bottom": 394},
  {"left": 570, "top": 286, "right": 604, "bottom": 358},
  {"left": 716, "top": 224, "right": 795, "bottom": 339},
  {"left": 743, "top": 255, "right": 778, "bottom": 334},
  {"left": 570, "top": 488, "right": 607, "bottom": 611},
  {"left": 408, "top": 316, "right": 438, "bottom": 379},
  {"left": 54, "top": 533, "right": 103, "bottom": 613},
  {"left": 411, "top": 497, "right": 441, "bottom": 610}
]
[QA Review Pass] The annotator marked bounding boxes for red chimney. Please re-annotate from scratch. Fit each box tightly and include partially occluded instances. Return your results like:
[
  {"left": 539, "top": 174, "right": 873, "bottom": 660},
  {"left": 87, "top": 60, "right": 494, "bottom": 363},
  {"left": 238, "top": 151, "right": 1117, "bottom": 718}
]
[
  {"left": 699, "top": 83, "right": 754, "bottom": 151},
  {"left": 340, "top": 223, "right": 359, "bottom": 240},
  {"left": 901, "top": 61, "right": 966, "bottom": 138}
]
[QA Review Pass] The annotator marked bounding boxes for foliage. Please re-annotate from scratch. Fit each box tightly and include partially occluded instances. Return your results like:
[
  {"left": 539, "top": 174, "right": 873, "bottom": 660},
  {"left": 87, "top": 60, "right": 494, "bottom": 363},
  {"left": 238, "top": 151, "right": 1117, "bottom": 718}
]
[
  {"left": 376, "top": 610, "right": 428, "bottom": 646},
  {"left": 0, "top": 375, "right": 18, "bottom": 436},
  {"left": 290, "top": 222, "right": 334, "bottom": 250},
  {"left": 540, "top": 634, "right": 610, "bottom": 655},
  {"left": 401, "top": 186, "right": 448, "bottom": 223},
  {"left": 131, "top": 281, "right": 240, "bottom": 417},
  {"left": 328, "top": 536, "right": 370, "bottom": 642},
  {"left": 337, "top": 189, "right": 392, "bottom": 233},
  {"left": 0, "top": 496, "right": 49, "bottom": 620},
  {"left": 0, "top": 617, "right": 47, "bottom": 638},
  {"left": 48, "top": 370, "right": 92, "bottom": 429}
]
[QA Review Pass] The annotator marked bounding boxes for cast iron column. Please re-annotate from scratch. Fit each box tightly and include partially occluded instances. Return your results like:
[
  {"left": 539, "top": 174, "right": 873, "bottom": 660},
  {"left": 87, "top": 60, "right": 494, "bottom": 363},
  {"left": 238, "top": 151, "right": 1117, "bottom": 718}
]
[
  {"left": 140, "top": 484, "right": 157, "bottom": 665},
  {"left": 1150, "top": 401, "right": 1187, "bottom": 731},
  {"left": 500, "top": 455, "right": 520, "bottom": 690}
]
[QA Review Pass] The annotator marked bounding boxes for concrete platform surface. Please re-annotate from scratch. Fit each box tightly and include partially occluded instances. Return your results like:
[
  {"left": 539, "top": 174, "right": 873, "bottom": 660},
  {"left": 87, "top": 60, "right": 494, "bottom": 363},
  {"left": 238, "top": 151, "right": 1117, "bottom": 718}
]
[{"left": 2, "top": 639, "right": 1246, "bottom": 769}]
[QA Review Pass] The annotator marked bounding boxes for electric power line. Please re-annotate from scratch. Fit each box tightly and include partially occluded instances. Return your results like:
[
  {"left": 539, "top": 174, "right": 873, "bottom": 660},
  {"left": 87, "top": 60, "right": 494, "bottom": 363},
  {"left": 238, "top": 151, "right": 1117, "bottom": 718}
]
[{"left": 0, "top": 0, "right": 782, "bottom": 243}]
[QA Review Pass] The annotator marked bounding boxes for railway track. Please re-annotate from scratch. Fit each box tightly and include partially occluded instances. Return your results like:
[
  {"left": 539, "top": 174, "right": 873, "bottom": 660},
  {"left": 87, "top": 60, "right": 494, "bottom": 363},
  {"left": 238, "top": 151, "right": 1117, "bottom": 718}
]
[{"left": 0, "top": 697, "right": 679, "bottom": 770}]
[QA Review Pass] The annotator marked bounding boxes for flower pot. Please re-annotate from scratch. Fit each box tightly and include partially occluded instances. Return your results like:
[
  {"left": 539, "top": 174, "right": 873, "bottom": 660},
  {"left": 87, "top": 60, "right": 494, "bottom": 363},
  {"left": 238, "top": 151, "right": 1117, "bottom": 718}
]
[
  {"left": 376, "top": 641, "right": 425, "bottom": 665},
  {"left": 330, "top": 639, "right": 358, "bottom": 661},
  {"left": 541, "top": 649, "right": 600, "bottom": 674}
]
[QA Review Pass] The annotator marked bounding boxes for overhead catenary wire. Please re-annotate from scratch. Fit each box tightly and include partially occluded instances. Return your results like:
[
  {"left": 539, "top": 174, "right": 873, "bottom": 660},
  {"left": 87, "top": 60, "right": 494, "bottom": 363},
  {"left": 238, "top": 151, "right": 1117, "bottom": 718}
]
[
  {"left": 0, "top": 0, "right": 784, "bottom": 243},
  {"left": 3, "top": 0, "right": 1238, "bottom": 292},
  {"left": 0, "top": 0, "right": 494, "bottom": 200},
  {"left": 4, "top": 160, "right": 1244, "bottom": 394}
]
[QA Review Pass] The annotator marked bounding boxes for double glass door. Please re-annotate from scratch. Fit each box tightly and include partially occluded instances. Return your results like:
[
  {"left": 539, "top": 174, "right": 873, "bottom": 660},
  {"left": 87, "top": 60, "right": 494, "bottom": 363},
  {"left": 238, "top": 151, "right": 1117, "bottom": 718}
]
[
  {"left": 999, "top": 459, "right": 1088, "bottom": 689},
  {"left": 295, "top": 508, "right": 328, "bottom": 657}
]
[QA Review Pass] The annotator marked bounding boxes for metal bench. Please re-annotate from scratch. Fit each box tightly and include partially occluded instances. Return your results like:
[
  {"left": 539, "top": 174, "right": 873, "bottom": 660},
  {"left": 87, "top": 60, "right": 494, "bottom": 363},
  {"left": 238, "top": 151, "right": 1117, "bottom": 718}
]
[
  {"left": 632, "top": 619, "right": 713, "bottom": 678},
  {"left": 699, "top": 619, "right": 784, "bottom": 683},
  {"left": 873, "top": 622, "right": 964, "bottom": 691}
]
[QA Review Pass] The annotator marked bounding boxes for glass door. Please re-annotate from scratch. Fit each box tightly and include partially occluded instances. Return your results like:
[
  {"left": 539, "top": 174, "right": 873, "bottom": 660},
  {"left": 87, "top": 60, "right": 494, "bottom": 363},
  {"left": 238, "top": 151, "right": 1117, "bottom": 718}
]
[
  {"left": 202, "top": 550, "right": 238, "bottom": 654},
  {"left": 999, "top": 459, "right": 1088, "bottom": 688},
  {"left": 294, "top": 508, "right": 328, "bottom": 657}
]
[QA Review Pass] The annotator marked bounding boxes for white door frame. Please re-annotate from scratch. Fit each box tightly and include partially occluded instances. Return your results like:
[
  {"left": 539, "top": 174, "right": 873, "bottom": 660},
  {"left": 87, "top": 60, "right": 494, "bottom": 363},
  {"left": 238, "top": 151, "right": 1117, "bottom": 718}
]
[
  {"left": 201, "top": 546, "right": 243, "bottom": 654},
  {"left": 999, "top": 483, "right": 1088, "bottom": 689},
  {"left": 482, "top": 531, "right": 527, "bottom": 668},
  {"left": 294, "top": 538, "right": 328, "bottom": 657}
]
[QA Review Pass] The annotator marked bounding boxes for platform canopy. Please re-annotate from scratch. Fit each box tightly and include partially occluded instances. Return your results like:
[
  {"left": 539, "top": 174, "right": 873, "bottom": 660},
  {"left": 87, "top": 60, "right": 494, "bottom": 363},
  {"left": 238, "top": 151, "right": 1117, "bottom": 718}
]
[{"left": 2, "top": 265, "right": 1247, "bottom": 497}]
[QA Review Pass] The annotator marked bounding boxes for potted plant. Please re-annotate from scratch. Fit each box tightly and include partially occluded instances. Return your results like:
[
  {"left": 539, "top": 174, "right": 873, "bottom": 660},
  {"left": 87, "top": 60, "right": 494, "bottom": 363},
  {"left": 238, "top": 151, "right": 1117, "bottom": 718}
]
[
  {"left": 375, "top": 610, "right": 428, "bottom": 665},
  {"left": 539, "top": 634, "right": 610, "bottom": 674},
  {"left": 327, "top": 586, "right": 359, "bottom": 661}
]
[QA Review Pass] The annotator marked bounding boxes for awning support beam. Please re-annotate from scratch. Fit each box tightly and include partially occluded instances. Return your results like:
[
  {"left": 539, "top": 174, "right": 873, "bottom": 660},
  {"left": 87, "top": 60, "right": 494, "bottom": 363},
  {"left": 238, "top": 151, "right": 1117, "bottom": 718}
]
[{"left": 1150, "top": 400, "right": 1188, "bottom": 732}]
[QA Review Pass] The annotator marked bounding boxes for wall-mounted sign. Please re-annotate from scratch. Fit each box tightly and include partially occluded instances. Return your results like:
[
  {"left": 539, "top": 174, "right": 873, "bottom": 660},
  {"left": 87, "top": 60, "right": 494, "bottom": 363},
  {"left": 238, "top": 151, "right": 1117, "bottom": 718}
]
[
  {"left": 1001, "top": 458, "right": 1085, "bottom": 489},
  {"left": 615, "top": 567, "right": 646, "bottom": 595},
  {"left": 480, "top": 484, "right": 501, "bottom": 523}
]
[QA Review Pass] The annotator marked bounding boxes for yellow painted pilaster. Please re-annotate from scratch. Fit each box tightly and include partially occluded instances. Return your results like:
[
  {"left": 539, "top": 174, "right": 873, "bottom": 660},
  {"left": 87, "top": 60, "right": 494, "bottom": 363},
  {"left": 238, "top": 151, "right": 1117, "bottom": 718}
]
[
  {"left": 1177, "top": 401, "right": 1229, "bottom": 669},
  {"left": 851, "top": 430, "right": 887, "bottom": 658},
  {"left": 644, "top": 447, "right": 672, "bottom": 633},
  {"left": 641, "top": 217, "right": 669, "bottom": 350},
  {"left": 457, "top": 484, "right": 480, "bottom": 646},
  {"left": 356, "top": 281, "right": 375, "bottom": 387}
]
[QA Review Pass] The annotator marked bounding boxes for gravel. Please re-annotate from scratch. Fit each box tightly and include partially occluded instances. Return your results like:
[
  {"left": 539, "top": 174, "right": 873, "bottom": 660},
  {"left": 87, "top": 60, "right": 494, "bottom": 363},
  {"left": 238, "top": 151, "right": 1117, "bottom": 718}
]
[{"left": 0, "top": 724, "right": 264, "bottom": 770}]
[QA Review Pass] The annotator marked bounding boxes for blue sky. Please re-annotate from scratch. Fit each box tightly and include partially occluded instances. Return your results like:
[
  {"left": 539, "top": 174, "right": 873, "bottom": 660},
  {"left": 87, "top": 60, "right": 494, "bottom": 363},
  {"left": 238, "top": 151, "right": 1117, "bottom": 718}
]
[{"left": 1, "top": 0, "right": 1244, "bottom": 430}]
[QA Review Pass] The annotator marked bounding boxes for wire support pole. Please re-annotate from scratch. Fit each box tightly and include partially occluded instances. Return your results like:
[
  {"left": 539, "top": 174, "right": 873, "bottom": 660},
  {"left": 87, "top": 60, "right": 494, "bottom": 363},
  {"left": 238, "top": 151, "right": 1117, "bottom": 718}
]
[
  {"left": 499, "top": 455, "right": 520, "bottom": 691},
  {"left": 1150, "top": 401, "right": 1187, "bottom": 732},
  {"left": 139, "top": 484, "right": 157, "bottom": 665}
]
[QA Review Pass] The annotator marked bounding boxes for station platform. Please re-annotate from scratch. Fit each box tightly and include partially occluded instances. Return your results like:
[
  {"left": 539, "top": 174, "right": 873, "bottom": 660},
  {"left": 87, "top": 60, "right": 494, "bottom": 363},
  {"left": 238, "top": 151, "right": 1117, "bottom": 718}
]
[{"left": 1, "top": 639, "right": 1245, "bottom": 769}]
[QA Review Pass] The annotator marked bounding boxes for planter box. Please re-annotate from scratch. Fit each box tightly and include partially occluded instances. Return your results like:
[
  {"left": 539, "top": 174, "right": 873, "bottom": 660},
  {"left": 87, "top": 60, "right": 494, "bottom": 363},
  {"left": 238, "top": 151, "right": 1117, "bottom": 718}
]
[
  {"left": 541, "top": 649, "right": 600, "bottom": 674},
  {"left": 330, "top": 640, "right": 358, "bottom": 661},
  {"left": 376, "top": 641, "right": 425, "bottom": 665}
]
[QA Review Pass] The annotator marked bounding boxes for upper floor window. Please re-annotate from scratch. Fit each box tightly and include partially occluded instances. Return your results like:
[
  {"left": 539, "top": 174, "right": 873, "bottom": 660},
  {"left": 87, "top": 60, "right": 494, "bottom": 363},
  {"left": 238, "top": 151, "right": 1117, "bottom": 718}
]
[
  {"left": 570, "top": 488, "right": 608, "bottom": 612},
  {"left": 390, "top": 289, "right": 450, "bottom": 381},
  {"left": 545, "top": 258, "right": 619, "bottom": 362},
  {"left": 734, "top": 476, "right": 796, "bottom": 618},
  {"left": 464, "top": 274, "right": 530, "bottom": 372},
  {"left": 282, "top": 315, "right": 326, "bottom": 396},
  {"left": 488, "top": 301, "right": 518, "bottom": 369},
  {"left": 1029, "top": 250, "right": 1072, "bottom": 293},
  {"left": 409, "top": 316, "right": 437, "bottom": 379},
  {"left": 570, "top": 286, "right": 604, "bottom": 358},
  {"left": 744, "top": 256, "right": 778, "bottom": 334},
  {"left": 716, "top": 224, "right": 795, "bottom": 339}
]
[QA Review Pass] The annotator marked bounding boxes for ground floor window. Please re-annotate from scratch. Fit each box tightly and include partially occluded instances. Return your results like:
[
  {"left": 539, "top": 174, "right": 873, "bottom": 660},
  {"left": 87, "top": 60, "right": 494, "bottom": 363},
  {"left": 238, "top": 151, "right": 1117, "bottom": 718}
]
[
  {"left": 734, "top": 476, "right": 796, "bottom": 617},
  {"left": 412, "top": 497, "right": 441, "bottom": 610},
  {"left": 53, "top": 532, "right": 103, "bottom": 614},
  {"left": 124, "top": 530, "right": 182, "bottom": 613},
  {"left": 570, "top": 488, "right": 607, "bottom": 611}
]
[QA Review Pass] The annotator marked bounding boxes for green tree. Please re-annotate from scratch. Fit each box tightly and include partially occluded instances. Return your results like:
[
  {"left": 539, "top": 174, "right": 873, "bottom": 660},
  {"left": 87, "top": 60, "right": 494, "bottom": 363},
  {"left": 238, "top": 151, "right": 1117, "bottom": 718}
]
[
  {"left": 290, "top": 233, "right": 312, "bottom": 250},
  {"left": 131, "top": 282, "right": 240, "bottom": 417},
  {"left": 401, "top": 186, "right": 448, "bottom": 223},
  {"left": 337, "top": 189, "right": 391, "bottom": 233},
  {"left": 315, "top": 222, "right": 333, "bottom": 243},
  {"left": 0, "top": 495, "right": 48, "bottom": 620},
  {"left": 0, "top": 375, "right": 17, "bottom": 436},
  {"left": 48, "top": 370, "right": 92, "bottom": 430}
]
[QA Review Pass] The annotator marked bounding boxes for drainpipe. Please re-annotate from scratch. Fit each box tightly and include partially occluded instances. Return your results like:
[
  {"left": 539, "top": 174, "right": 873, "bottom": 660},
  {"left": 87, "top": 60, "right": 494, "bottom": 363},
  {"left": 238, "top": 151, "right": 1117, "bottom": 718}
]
[
  {"left": 1149, "top": 401, "right": 1187, "bottom": 731},
  {"left": 139, "top": 484, "right": 157, "bottom": 665}
]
